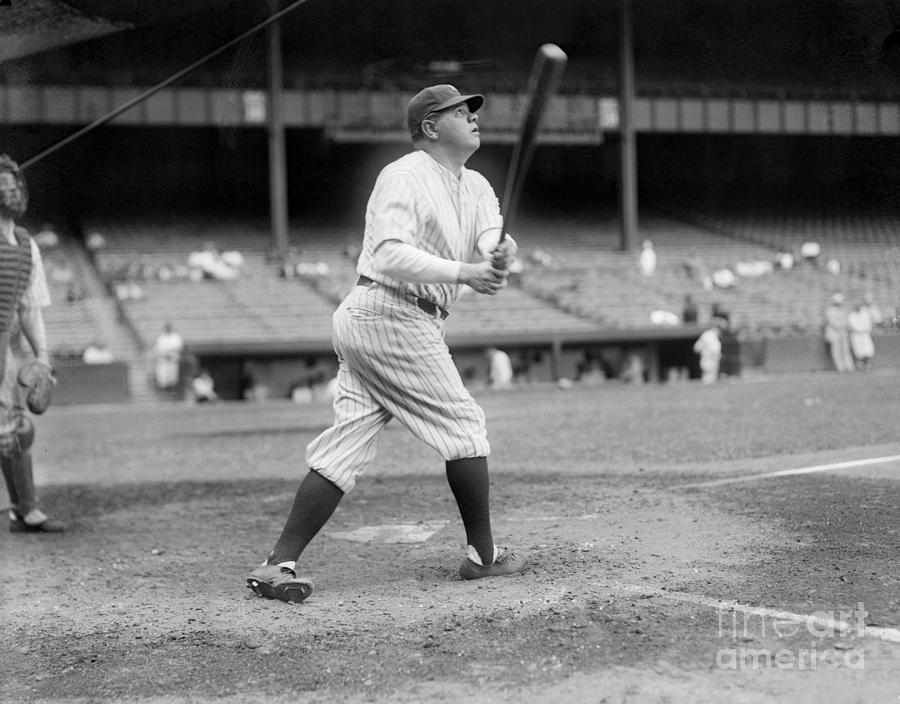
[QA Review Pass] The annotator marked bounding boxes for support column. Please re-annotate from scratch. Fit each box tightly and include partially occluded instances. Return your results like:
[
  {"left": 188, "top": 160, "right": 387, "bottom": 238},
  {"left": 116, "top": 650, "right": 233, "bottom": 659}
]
[
  {"left": 268, "top": 0, "right": 289, "bottom": 259},
  {"left": 618, "top": 0, "right": 638, "bottom": 252},
  {"left": 550, "top": 338, "right": 563, "bottom": 381}
]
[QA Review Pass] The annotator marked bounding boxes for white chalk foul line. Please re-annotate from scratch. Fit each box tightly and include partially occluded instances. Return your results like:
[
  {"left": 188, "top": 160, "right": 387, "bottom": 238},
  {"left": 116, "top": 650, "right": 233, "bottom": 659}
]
[
  {"left": 680, "top": 453, "right": 900, "bottom": 489},
  {"left": 607, "top": 582, "right": 900, "bottom": 645},
  {"left": 519, "top": 513, "right": 601, "bottom": 522}
]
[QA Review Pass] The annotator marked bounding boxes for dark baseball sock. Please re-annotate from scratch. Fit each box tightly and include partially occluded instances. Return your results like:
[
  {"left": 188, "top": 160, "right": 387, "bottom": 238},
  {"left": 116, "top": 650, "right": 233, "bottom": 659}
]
[
  {"left": 0, "top": 456, "right": 18, "bottom": 514},
  {"left": 267, "top": 469, "right": 343, "bottom": 566},
  {"left": 1, "top": 450, "right": 36, "bottom": 518},
  {"left": 445, "top": 456, "right": 495, "bottom": 566}
]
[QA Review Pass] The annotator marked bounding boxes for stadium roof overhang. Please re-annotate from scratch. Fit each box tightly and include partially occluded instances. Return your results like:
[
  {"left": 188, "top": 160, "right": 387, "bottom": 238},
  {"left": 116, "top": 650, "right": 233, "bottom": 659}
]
[{"left": 0, "top": 0, "right": 229, "bottom": 61}]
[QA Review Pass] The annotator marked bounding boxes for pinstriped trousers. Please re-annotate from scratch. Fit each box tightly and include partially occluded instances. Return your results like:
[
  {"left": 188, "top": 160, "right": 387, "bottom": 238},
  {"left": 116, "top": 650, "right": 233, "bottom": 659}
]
[{"left": 306, "top": 282, "right": 490, "bottom": 493}]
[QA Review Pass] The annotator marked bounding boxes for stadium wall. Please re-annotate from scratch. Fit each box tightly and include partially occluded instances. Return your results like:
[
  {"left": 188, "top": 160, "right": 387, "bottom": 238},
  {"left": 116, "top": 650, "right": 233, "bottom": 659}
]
[
  {"left": 53, "top": 361, "right": 131, "bottom": 405},
  {"left": 44, "top": 330, "right": 900, "bottom": 406},
  {"left": 762, "top": 332, "right": 900, "bottom": 374},
  {"left": 169, "top": 332, "right": 899, "bottom": 404}
]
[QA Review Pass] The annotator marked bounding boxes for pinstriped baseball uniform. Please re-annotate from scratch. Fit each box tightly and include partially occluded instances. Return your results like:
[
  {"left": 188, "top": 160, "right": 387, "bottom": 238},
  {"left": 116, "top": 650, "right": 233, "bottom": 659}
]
[{"left": 306, "top": 150, "right": 502, "bottom": 493}]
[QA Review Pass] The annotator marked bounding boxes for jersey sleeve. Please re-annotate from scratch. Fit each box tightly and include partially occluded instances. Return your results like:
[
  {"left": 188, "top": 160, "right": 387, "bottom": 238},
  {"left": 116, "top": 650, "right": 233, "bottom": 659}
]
[
  {"left": 367, "top": 169, "right": 421, "bottom": 250},
  {"left": 373, "top": 240, "right": 461, "bottom": 284},
  {"left": 22, "top": 239, "right": 52, "bottom": 309}
]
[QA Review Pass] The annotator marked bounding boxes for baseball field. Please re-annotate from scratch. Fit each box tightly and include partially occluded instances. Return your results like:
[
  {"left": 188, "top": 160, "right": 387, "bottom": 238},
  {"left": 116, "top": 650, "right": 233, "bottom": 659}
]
[{"left": 2, "top": 369, "right": 899, "bottom": 703}]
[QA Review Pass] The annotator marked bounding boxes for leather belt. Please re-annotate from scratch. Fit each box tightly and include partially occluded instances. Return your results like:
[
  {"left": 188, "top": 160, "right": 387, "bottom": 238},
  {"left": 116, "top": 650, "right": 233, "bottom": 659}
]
[{"left": 357, "top": 275, "right": 449, "bottom": 320}]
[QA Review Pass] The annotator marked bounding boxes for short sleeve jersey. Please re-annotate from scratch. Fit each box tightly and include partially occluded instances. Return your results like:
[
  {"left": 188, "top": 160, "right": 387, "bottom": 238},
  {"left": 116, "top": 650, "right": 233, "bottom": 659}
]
[
  {"left": 4, "top": 229, "right": 52, "bottom": 311},
  {"left": 356, "top": 150, "right": 502, "bottom": 311},
  {"left": 24, "top": 239, "right": 51, "bottom": 310}
]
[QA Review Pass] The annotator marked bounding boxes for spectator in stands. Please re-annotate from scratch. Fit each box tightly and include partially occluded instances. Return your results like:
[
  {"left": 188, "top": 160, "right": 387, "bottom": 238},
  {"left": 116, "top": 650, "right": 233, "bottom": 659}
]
[
  {"left": 712, "top": 267, "right": 736, "bottom": 289},
  {"left": 823, "top": 293, "right": 854, "bottom": 373},
  {"left": 735, "top": 259, "right": 773, "bottom": 278},
  {"left": 296, "top": 261, "right": 331, "bottom": 277},
  {"left": 189, "top": 369, "right": 219, "bottom": 404},
  {"left": 529, "top": 248, "right": 553, "bottom": 268},
  {"left": 638, "top": 239, "right": 656, "bottom": 277},
  {"left": 800, "top": 241, "right": 822, "bottom": 266},
  {"left": 85, "top": 229, "right": 106, "bottom": 252},
  {"left": 683, "top": 252, "right": 713, "bottom": 291},
  {"left": 152, "top": 322, "right": 184, "bottom": 393},
  {"left": 287, "top": 358, "right": 330, "bottom": 402},
  {"left": 575, "top": 349, "right": 607, "bottom": 386},
  {"left": 241, "top": 361, "right": 270, "bottom": 402},
  {"left": 220, "top": 249, "right": 244, "bottom": 270},
  {"left": 82, "top": 341, "right": 113, "bottom": 365},
  {"left": 188, "top": 241, "right": 242, "bottom": 281},
  {"left": 34, "top": 223, "right": 59, "bottom": 248},
  {"left": 485, "top": 347, "right": 513, "bottom": 389},
  {"left": 774, "top": 251, "right": 794, "bottom": 271},
  {"left": 156, "top": 263, "right": 175, "bottom": 282},
  {"left": 502, "top": 252, "right": 524, "bottom": 286},
  {"left": 115, "top": 280, "right": 144, "bottom": 301},
  {"left": 620, "top": 349, "right": 646, "bottom": 385},
  {"left": 188, "top": 241, "right": 217, "bottom": 276},
  {"left": 863, "top": 292, "right": 883, "bottom": 328},
  {"left": 682, "top": 294, "right": 698, "bottom": 325},
  {"left": 650, "top": 309, "right": 679, "bottom": 327},
  {"left": 693, "top": 318, "right": 725, "bottom": 384},
  {"left": 848, "top": 299, "right": 878, "bottom": 371},
  {"left": 290, "top": 385, "right": 313, "bottom": 403}
]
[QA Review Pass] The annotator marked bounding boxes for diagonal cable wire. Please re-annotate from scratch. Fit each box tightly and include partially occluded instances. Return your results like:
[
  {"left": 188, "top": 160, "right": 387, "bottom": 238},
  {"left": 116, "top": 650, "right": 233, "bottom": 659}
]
[{"left": 20, "top": 0, "right": 312, "bottom": 170}]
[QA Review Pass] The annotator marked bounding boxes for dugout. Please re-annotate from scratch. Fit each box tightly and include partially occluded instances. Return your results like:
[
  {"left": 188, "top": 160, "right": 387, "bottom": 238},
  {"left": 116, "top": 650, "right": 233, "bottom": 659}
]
[{"left": 177, "top": 337, "right": 698, "bottom": 402}]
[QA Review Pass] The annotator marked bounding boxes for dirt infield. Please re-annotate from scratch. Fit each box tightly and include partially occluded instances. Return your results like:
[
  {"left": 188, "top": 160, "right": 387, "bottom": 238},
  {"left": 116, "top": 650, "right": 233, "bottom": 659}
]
[{"left": 3, "top": 373, "right": 900, "bottom": 703}]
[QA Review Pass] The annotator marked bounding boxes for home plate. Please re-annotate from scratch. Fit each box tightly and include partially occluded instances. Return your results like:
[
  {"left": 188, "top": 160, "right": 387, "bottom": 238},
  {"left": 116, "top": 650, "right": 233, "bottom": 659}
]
[{"left": 327, "top": 521, "right": 448, "bottom": 544}]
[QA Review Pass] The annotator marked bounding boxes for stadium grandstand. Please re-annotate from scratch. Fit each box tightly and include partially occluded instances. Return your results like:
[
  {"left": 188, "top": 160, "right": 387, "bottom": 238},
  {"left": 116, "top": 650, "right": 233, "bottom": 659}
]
[{"left": 2, "top": 0, "right": 899, "bottom": 402}]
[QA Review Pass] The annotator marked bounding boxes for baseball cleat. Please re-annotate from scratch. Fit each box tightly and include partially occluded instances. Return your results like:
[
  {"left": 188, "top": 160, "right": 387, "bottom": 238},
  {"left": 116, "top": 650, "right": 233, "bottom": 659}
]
[
  {"left": 246, "top": 563, "right": 313, "bottom": 603},
  {"left": 459, "top": 545, "right": 528, "bottom": 580},
  {"left": 9, "top": 515, "right": 67, "bottom": 533}
]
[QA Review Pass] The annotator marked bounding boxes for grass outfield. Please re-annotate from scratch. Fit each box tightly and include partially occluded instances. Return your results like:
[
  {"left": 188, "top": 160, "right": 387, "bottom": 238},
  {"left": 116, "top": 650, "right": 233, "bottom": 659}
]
[
  {"left": 4, "top": 369, "right": 899, "bottom": 704},
  {"left": 36, "top": 368, "right": 900, "bottom": 485}
]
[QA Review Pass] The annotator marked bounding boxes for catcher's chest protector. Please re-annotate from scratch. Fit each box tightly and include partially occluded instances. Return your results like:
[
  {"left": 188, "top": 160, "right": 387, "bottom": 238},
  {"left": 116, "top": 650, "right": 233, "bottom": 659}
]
[{"left": 0, "top": 229, "right": 33, "bottom": 333}]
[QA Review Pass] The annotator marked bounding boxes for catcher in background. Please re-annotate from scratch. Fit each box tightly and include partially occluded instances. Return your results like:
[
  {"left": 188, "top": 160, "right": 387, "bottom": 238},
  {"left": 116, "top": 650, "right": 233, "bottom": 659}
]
[{"left": 0, "top": 155, "right": 64, "bottom": 533}]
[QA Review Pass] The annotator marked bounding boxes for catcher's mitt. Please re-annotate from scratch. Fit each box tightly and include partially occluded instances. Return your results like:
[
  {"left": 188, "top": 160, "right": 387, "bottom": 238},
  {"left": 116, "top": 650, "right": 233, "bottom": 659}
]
[{"left": 17, "top": 360, "right": 56, "bottom": 415}]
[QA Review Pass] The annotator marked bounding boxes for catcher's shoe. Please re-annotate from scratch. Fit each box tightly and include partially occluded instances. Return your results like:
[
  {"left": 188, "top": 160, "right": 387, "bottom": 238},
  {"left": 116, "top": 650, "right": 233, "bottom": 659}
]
[
  {"left": 9, "top": 515, "right": 67, "bottom": 533},
  {"left": 459, "top": 545, "right": 528, "bottom": 580},
  {"left": 246, "top": 562, "right": 313, "bottom": 603}
]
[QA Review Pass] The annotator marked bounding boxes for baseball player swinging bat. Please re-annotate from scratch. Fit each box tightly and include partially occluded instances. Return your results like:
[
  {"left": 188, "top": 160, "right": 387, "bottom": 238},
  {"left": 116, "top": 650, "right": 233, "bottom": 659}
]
[{"left": 499, "top": 43, "right": 568, "bottom": 244}]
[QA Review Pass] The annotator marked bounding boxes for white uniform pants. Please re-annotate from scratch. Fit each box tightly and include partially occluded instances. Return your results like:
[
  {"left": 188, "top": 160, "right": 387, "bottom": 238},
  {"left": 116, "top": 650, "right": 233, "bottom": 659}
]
[{"left": 306, "top": 283, "right": 490, "bottom": 493}]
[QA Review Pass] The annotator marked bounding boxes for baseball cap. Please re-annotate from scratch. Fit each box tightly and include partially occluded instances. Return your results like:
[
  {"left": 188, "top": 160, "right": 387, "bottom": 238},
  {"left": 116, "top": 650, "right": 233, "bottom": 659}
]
[{"left": 407, "top": 84, "right": 484, "bottom": 135}]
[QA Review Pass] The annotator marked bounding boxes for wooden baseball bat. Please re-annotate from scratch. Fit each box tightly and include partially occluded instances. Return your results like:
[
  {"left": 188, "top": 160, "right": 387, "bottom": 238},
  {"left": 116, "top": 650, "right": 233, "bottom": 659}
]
[{"left": 499, "top": 43, "right": 568, "bottom": 243}]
